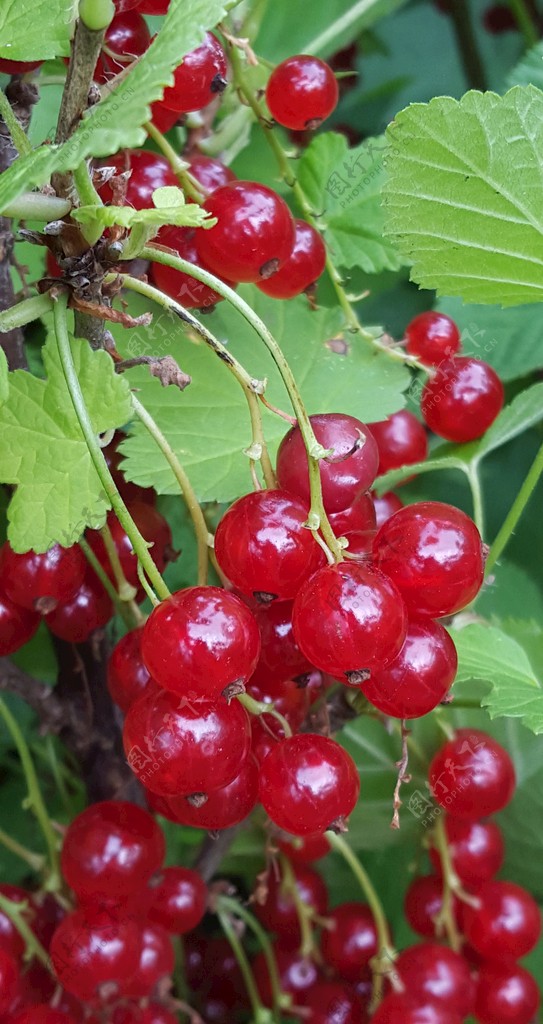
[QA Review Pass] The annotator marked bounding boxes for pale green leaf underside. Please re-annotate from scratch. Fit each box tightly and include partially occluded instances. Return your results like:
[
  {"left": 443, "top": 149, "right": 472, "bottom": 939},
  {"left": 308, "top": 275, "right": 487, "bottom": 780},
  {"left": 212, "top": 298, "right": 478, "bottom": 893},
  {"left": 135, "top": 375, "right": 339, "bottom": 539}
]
[
  {"left": 508, "top": 41, "right": 543, "bottom": 90},
  {"left": 0, "top": 334, "right": 132, "bottom": 552},
  {"left": 72, "top": 202, "right": 213, "bottom": 230},
  {"left": 383, "top": 86, "right": 543, "bottom": 306},
  {"left": 0, "top": 0, "right": 74, "bottom": 61}
]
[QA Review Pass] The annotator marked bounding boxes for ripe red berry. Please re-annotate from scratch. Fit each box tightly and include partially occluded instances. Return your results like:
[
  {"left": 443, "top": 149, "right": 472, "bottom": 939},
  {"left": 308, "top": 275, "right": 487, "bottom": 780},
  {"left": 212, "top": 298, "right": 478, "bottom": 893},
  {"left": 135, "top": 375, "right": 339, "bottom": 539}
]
[
  {"left": 137, "top": 0, "right": 169, "bottom": 10},
  {"left": 373, "top": 500, "right": 484, "bottom": 618},
  {"left": 188, "top": 154, "right": 236, "bottom": 195},
  {"left": 369, "top": 410, "right": 428, "bottom": 476},
  {"left": 463, "top": 880, "right": 541, "bottom": 961},
  {"left": 320, "top": 902, "right": 378, "bottom": 981},
  {"left": 148, "top": 867, "right": 207, "bottom": 934},
  {"left": 292, "top": 562, "right": 407, "bottom": 681},
  {"left": 266, "top": 56, "right": 339, "bottom": 130},
  {"left": 328, "top": 490, "right": 377, "bottom": 539},
  {"left": 214, "top": 490, "right": 324, "bottom": 600},
  {"left": 429, "top": 817, "right": 504, "bottom": 888},
  {"left": 257, "top": 219, "right": 327, "bottom": 298},
  {"left": 405, "top": 312, "right": 461, "bottom": 365},
  {"left": 360, "top": 618, "right": 458, "bottom": 719},
  {"left": 112, "top": 1006, "right": 178, "bottom": 1024},
  {"left": 161, "top": 33, "right": 227, "bottom": 114},
  {"left": 474, "top": 962, "right": 540, "bottom": 1024},
  {"left": 107, "top": 627, "right": 151, "bottom": 712},
  {"left": 0, "top": 59, "right": 42, "bottom": 74},
  {"left": 158, "top": 754, "right": 259, "bottom": 830},
  {"left": 253, "top": 946, "right": 321, "bottom": 1006},
  {"left": 12, "top": 1010, "right": 77, "bottom": 1024},
  {"left": 99, "top": 150, "right": 177, "bottom": 210},
  {"left": 404, "top": 874, "right": 461, "bottom": 939},
  {"left": 103, "top": 433, "right": 155, "bottom": 506},
  {"left": 428, "top": 729, "right": 515, "bottom": 819},
  {"left": 44, "top": 569, "right": 112, "bottom": 642},
  {"left": 94, "top": 10, "right": 151, "bottom": 83},
  {"left": 253, "top": 862, "right": 328, "bottom": 947},
  {"left": 371, "top": 994, "right": 464, "bottom": 1024},
  {"left": 372, "top": 490, "right": 403, "bottom": 527},
  {"left": 0, "top": 587, "right": 40, "bottom": 655},
  {"left": 61, "top": 800, "right": 165, "bottom": 901},
  {"left": 259, "top": 733, "right": 360, "bottom": 835},
  {"left": 86, "top": 502, "right": 172, "bottom": 593},
  {"left": 278, "top": 833, "right": 331, "bottom": 863},
  {"left": 394, "top": 942, "right": 475, "bottom": 1017},
  {"left": 249, "top": 599, "right": 312, "bottom": 688},
  {"left": 50, "top": 906, "right": 141, "bottom": 1003},
  {"left": 0, "top": 542, "right": 86, "bottom": 613},
  {"left": 123, "top": 685, "right": 251, "bottom": 795},
  {"left": 0, "top": 948, "right": 20, "bottom": 1013},
  {"left": 150, "top": 226, "right": 234, "bottom": 309},
  {"left": 421, "top": 357, "right": 504, "bottom": 443},
  {"left": 302, "top": 979, "right": 367, "bottom": 1023},
  {"left": 124, "top": 922, "right": 174, "bottom": 998},
  {"left": 277, "top": 413, "right": 379, "bottom": 514},
  {"left": 0, "top": 885, "right": 33, "bottom": 959}
]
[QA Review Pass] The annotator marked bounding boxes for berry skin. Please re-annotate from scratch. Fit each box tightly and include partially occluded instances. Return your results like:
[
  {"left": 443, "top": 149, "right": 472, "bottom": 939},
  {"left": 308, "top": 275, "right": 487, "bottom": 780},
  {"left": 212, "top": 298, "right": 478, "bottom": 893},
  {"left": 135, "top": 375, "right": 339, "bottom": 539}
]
[
  {"left": 99, "top": 150, "right": 177, "bottom": 209},
  {"left": 372, "top": 490, "right": 403, "bottom": 527},
  {"left": 137, "top": 0, "right": 169, "bottom": 10},
  {"left": 394, "top": 942, "right": 475, "bottom": 1017},
  {"left": 0, "top": 542, "right": 86, "bottom": 612},
  {"left": 276, "top": 413, "right": 379, "bottom": 514},
  {"left": 196, "top": 181, "right": 295, "bottom": 283},
  {"left": 124, "top": 923, "right": 174, "bottom": 998},
  {"left": 320, "top": 902, "right": 378, "bottom": 981},
  {"left": 0, "top": 948, "right": 20, "bottom": 1013},
  {"left": 140, "top": 586, "right": 260, "bottom": 700},
  {"left": 0, "top": 885, "right": 32, "bottom": 959},
  {"left": 188, "top": 154, "right": 236, "bottom": 195},
  {"left": 44, "top": 569, "right": 112, "bottom": 642},
  {"left": 158, "top": 754, "right": 259, "bottom": 830},
  {"left": 50, "top": 906, "right": 141, "bottom": 1003},
  {"left": 150, "top": 226, "right": 233, "bottom": 309},
  {"left": 86, "top": 502, "right": 172, "bottom": 593},
  {"left": 404, "top": 874, "right": 461, "bottom": 939},
  {"left": 372, "top": 500, "right": 484, "bottom": 618},
  {"left": 257, "top": 219, "right": 327, "bottom": 299},
  {"left": 253, "top": 946, "right": 321, "bottom": 1006},
  {"left": 292, "top": 562, "right": 408, "bottom": 682},
  {"left": 302, "top": 979, "right": 367, "bottom": 1023},
  {"left": 107, "top": 627, "right": 151, "bottom": 712},
  {"left": 61, "top": 800, "right": 165, "bottom": 901},
  {"left": 253, "top": 862, "right": 328, "bottom": 948},
  {"left": 368, "top": 410, "right": 428, "bottom": 477},
  {"left": 148, "top": 867, "right": 207, "bottom": 934},
  {"left": 161, "top": 32, "right": 227, "bottom": 113},
  {"left": 428, "top": 729, "right": 515, "bottom": 819},
  {"left": 266, "top": 56, "right": 339, "bottom": 130},
  {"left": 123, "top": 685, "right": 251, "bottom": 796},
  {"left": 328, "top": 490, "right": 377, "bottom": 539},
  {"left": 405, "top": 311, "right": 461, "bottom": 365},
  {"left": 112, "top": 1006, "right": 178, "bottom": 1024},
  {"left": 249, "top": 600, "right": 312, "bottom": 688},
  {"left": 278, "top": 833, "right": 331, "bottom": 863},
  {"left": 429, "top": 817, "right": 504, "bottom": 888},
  {"left": 94, "top": 10, "right": 150, "bottom": 82},
  {"left": 474, "top": 963, "right": 540, "bottom": 1024},
  {"left": 360, "top": 618, "right": 458, "bottom": 719},
  {"left": 421, "top": 357, "right": 504, "bottom": 443},
  {"left": 103, "top": 433, "right": 155, "bottom": 506},
  {"left": 258, "top": 733, "right": 360, "bottom": 836},
  {"left": 12, "top": 1010, "right": 77, "bottom": 1024},
  {"left": 0, "top": 59, "right": 43, "bottom": 74},
  {"left": 371, "top": 994, "right": 464, "bottom": 1024},
  {"left": 0, "top": 587, "right": 40, "bottom": 655},
  {"left": 463, "top": 880, "right": 541, "bottom": 961},
  {"left": 214, "top": 490, "right": 324, "bottom": 600}
]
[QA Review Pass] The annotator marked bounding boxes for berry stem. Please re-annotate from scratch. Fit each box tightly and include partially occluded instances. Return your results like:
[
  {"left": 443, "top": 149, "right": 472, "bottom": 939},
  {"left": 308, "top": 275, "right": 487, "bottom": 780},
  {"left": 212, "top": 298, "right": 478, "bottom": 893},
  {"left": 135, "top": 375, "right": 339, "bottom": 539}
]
[
  {"left": 79, "top": 535, "right": 143, "bottom": 627},
  {"left": 431, "top": 814, "right": 463, "bottom": 953},
  {"left": 72, "top": 162, "right": 104, "bottom": 245},
  {"left": 0, "top": 893, "right": 50, "bottom": 967},
  {"left": 52, "top": 291, "right": 171, "bottom": 601},
  {"left": 216, "top": 906, "right": 275, "bottom": 1024},
  {"left": 100, "top": 522, "right": 139, "bottom": 602},
  {"left": 236, "top": 691, "right": 293, "bottom": 738},
  {"left": 217, "top": 894, "right": 287, "bottom": 1019},
  {"left": 144, "top": 121, "right": 204, "bottom": 202},
  {"left": 0, "top": 293, "right": 54, "bottom": 332},
  {"left": 0, "top": 697, "right": 61, "bottom": 890},
  {"left": 131, "top": 393, "right": 212, "bottom": 586},
  {"left": 0, "top": 826, "right": 44, "bottom": 873},
  {"left": 0, "top": 90, "right": 32, "bottom": 158},
  {"left": 466, "top": 464, "right": 485, "bottom": 536},
  {"left": 485, "top": 437, "right": 543, "bottom": 576},
  {"left": 278, "top": 852, "right": 319, "bottom": 959},
  {"left": 506, "top": 0, "right": 539, "bottom": 46}
]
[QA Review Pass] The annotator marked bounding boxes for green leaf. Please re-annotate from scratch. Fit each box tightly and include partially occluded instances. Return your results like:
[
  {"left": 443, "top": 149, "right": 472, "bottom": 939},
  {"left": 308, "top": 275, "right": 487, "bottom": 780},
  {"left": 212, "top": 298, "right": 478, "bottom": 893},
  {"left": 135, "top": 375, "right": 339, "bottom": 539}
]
[
  {"left": 437, "top": 296, "right": 543, "bottom": 382},
  {"left": 0, "top": 0, "right": 229, "bottom": 212},
  {"left": 0, "top": 0, "right": 74, "bottom": 61},
  {"left": 298, "top": 133, "right": 405, "bottom": 273},
  {"left": 256, "top": 0, "right": 409, "bottom": 61},
  {"left": 0, "top": 333, "right": 132, "bottom": 552},
  {"left": 507, "top": 41, "right": 543, "bottom": 89},
  {"left": 0, "top": 349, "right": 8, "bottom": 406},
  {"left": 113, "top": 287, "right": 409, "bottom": 502},
  {"left": 383, "top": 86, "right": 543, "bottom": 306},
  {"left": 72, "top": 194, "right": 213, "bottom": 229}
]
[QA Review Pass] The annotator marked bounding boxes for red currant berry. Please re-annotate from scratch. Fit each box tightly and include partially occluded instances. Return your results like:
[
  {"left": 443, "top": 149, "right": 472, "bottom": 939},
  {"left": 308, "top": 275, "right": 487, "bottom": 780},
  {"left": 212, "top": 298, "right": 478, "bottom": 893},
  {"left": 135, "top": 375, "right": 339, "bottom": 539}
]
[
  {"left": 253, "top": 946, "right": 321, "bottom": 1006},
  {"left": 475, "top": 962, "right": 540, "bottom": 1024},
  {"left": 395, "top": 942, "right": 475, "bottom": 1017},
  {"left": 372, "top": 491, "right": 403, "bottom": 527},
  {"left": 112, "top": 1006, "right": 178, "bottom": 1024},
  {"left": 257, "top": 219, "right": 326, "bottom": 298},
  {"left": 137, "top": 0, "right": 169, "bottom": 10},
  {"left": 149, "top": 98, "right": 180, "bottom": 132},
  {"left": 86, "top": 502, "right": 172, "bottom": 592},
  {"left": 103, "top": 433, "right": 155, "bottom": 506},
  {"left": 371, "top": 994, "right": 464, "bottom": 1024},
  {"left": 277, "top": 413, "right": 379, "bottom": 514},
  {"left": 107, "top": 627, "right": 151, "bottom": 712},
  {"left": 148, "top": 867, "right": 206, "bottom": 934},
  {"left": 45, "top": 569, "right": 112, "bottom": 643},
  {"left": 94, "top": 10, "right": 151, "bottom": 83},
  {"left": 12, "top": 1010, "right": 77, "bottom": 1024},
  {"left": 303, "top": 980, "right": 367, "bottom": 1024},
  {"left": 482, "top": 4, "right": 518, "bottom": 33},
  {"left": 328, "top": 490, "right": 376, "bottom": 539},
  {"left": 292, "top": 562, "right": 407, "bottom": 682},
  {"left": 405, "top": 312, "right": 461, "bottom": 365},
  {"left": 404, "top": 875, "right": 461, "bottom": 939},
  {"left": 429, "top": 729, "right": 515, "bottom": 819},
  {"left": 421, "top": 357, "right": 504, "bottom": 443},
  {"left": 278, "top": 833, "right": 331, "bottom": 863},
  {"left": 259, "top": 733, "right": 360, "bottom": 835},
  {"left": 0, "top": 885, "right": 33, "bottom": 959},
  {"left": 429, "top": 817, "right": 504, "bottom": 888},
  {"left": 50, "top": 907, "right": 141, "bottom": 1003},
  {"left": 99, "top": 150, "right": 177, "bottom": 210},
  {"left": 369, "top": 410, "right": 428, "bottom": 477},
  {"left": 161, "top": 753, "right": 259, "bottom": 830},
  {"left": 249, "top": 600, "right": 312, "bottom": 688},
  {"left": 188, "top": 154, "right": 236, "bottom": 194},
  {"left": 150, "top": 226, "right": 234, "bottom": 309},
  {"left": 124, "top": 923, "right": 174, "bottom": 998},
  {"left": 463, "top": 880, "right": 541, "bottom": 961},
  {"left": 161, "top": 33, "right": 227, "bottom": 113},
  {"left": 266, "top": 56, "right": 339, "bottom": 130},
  {"left": 196, "top": 181, "right": 295, "bottom": 283},
  {"left": 0, "top": 59, "right": 42, "bottom": 74},
  {"left": 123, "top": 685, "right": 251, "bottom": 795},
  {"left": 61, "top": 800, "right": 165, "bottom": 901},
  {"left": 0, "top": 587, "right": 39, "bottom": 655},
  {"left": 214, "top": 490, "right": 324, "bottom": 600},
  {"left": 253, "top": 862, "right": 328, "bottom": 947},
  {"left": 373, "top": 500, "right": 484, "bottom": 618},
  {"left": 320, "top": 902, "right": 378, "bottom": 981},
  {"left": 0, "top": 542, "right": 86, "bottom": 613},
  {"left": 360, "top": 618, "right": 457, "bottom": 719}
]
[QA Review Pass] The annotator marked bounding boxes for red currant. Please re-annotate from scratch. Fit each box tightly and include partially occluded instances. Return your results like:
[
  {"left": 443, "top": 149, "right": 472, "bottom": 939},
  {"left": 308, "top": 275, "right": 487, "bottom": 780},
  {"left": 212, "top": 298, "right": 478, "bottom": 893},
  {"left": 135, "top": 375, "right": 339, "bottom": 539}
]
[
  {"left": 103, "top": 433, "right": 155, "bottom": 506},
  {"left": 421, "top": 357, "right": 504, "bottom": 443},
  {"left": 195, "top": 181, "right": 295, "bottom": 284},
  {"left": 87, "top": 502, "right": 172, "bottom": 593},
  {"left": 0, "top": 59, "right": 42, "bottom": 74},
  {"left": 277, "top": 833, "right": 331, "bottom": 863},
  {"left": 148, "top": 867, "right": 206, "bottom": 933},
  {"left": 112, "top": 1006, "right": 178, "bottom": 1024},
  {"left": 372, "top": 490, "right": 403, "bottom": 527},
  {"left": 463, "top": 880, "right": 541, "bottom": 961},
  {"left": 0, "top": 885, "right": 33, "bottom": 959},
  {"left": 474, "top": 962, "right": 540, "bottom": 1024},
  {"left": 360, "top": 618, "right": 457, "bottom": 719},
  {"left": 99, "top": 150, "right": 178, "bottom": 210},
  {"left": 320, "top": 902, "right": 378, "bottom": 981},
  {"left": 50, "top": 906, "right": 141, "bottom": 1003},
  {"left": 0, "top": 587, "right": 39, "bottom": 655},
  {"left": 429, "top": 817, "right": 504, "bottom": 888},
  {"left": 137, "top": 0, "right": 169, "bottom": 10},
  {"left": 259, "top": 733, "right": 360, "bottom": 835},
  {"left": 123, "top": 685, "right": 251, "bottom": 795},
  {"left": 404, "top": 874, "right": 461, "bottom": 939},
  {"left": 277, "top": 413, "right": 379, "bottom": 514},
  {"left": 369, "top": 410, "right": 428, "bottom": 477},
  {"left": 150, "top": 226, "right": 234, "bottom": 309},
  {"left": 188, "top": 154, "right": 236, "bottom": 194},
  {"left": 253, "top": 862, "right": 328, "bottom": 947},
  {"left": 482, "top": 4, "right": 518, "bottom": 33},
  {"left": 11, "top": 1010, "right": 76, "bottom": 1024},
  {"left": 0, "top": 542, "right": 86, "bottom": 613},
  {"left": 253, "top": 946, "right": 321, "bottom": 1006},
  {"left": 149, "top": 98, "right": 180, "bottom": 132},
  {"left": 303, "top": 980, "right": 367, "bottom": 1023},
  {"left": 249, "top": 599, "right": 312, "bottom": 688},
  {"left": 292, "top": 562, "right": 407, "bottom": 681},
  {"left": 124, "top": 922, "right": 174, "bottom": 998},
  {"left": 107, "top": 627, "right": 151, "bottom": 712},
  {"left": 328, "top": 490, "right": 377, "bottom": 539},
  {"left": 373, "top": 500, "right": 484, "bottom": 618},
  {"left": 429, "top": 729, "right": 515, "bottom": 819},
  {"left": 45, "top": 569, "right": 112, "bottom": 642},
  {"left": 94, "top": 10, "right": 151, "bottom": 83},
  {"left": 371, "top": 994, "right": 464, "bottom": 1024},
  {"left": 0, "top": 949, "right": 20, "bottom": 1013},
  {"left": 161, "top": 33, "right": 227, "bottom": 113},
  {"left": 160, "top": 753, "right": 259, "bottom": 830},
  {"left": 395, "top": 942, "right": 475, "bottom": 1017},
  {"left": 266, "top": 56, "right": 339, "bottom": 131},
  {"left": 214, "top": 490, "right": 324, "bottom": 600},
  {"left": 405, "top": 312, "right": 461, "bottom": 365},
  {"left": 257, "top": 219, "right": 327, "bottom": 298}
]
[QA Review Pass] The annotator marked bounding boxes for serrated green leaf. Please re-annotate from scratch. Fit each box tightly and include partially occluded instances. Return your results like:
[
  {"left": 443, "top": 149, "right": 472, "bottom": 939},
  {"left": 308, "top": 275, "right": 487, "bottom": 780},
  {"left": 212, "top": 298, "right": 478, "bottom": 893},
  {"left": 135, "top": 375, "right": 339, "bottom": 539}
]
[
  {"left": 298, "top": 133, "right": 405, "bottom": 273},
  {"left": 0, "top": 333, "right": 132, "bottom": 552},
  {"left": 0, "top": 349, "right": 8, "bottom": 406},
  {"left": 0, "top": 0, "right": 74, "bottom": 61},
  {"left": 508, "top": 41, "right": 543, "bottom": 89},
  {"left": 0, "top": 0, "right": 229, "bottom": 212},
  {"left": 437, "top": 296, "right": 543, "bottom": 382},
  {"left": 111, "top": 286, "right": 409, "bottom": 502},
  {"left": 383, "top": 86, "right": 543, "bottom": 306},
  {"left": 72, "top": 198, "right": 213, "bottom": 230}
]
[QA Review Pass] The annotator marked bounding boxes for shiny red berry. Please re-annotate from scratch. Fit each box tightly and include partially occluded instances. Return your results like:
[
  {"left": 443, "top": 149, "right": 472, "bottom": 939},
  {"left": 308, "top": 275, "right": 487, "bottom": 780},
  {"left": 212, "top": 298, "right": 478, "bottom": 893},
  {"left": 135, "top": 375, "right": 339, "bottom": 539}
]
[
  {"left": 0, "top": 587, "right": 39, "bottom": 655},
  {"left": 112, "top": 1006, "right": 178, "bottom": 1024},
  {"left": 394, "top": 942, "right": 475, "bottom": 1017},
  {"left": 103, "top": 433, "right": 155, "bottom": 506},
  {"left": 328, "top": 490, "right": 377, "bottom": 539},
  {"left": 369, "top": 410, "right": 428, "bottom": 477},
  {"left": 253, "top": 946, "right": 321, "bottom": 1006},
  {"left": 463, "top": 880, "right": 541, "bottom": 961},
  {"left": 371, "top": 994, "right": 464, "bottom": 1024},
  {"left": 259, "top": 733, "right": 360, "bottom": 835},
  {"left": 137, "top": 0, "right": 169, "bottom": 10},
  {"left": 94, "top": 10, "right": 151, "bottom": 83},
  {"left": 405, "top": 312, "right": 461, "bottom": 365},
  {"left": 124, "top": 922, "right": 174, "bottom": 998},
  {"left": 161, "top": 32, "right": 227, "bottom": 113},
  {"left": 12, "top": 1009, "right": 77, "bottom": 1024},
  {"left": 429, "top": 817, "right": 504, "bottom": 888},
  {"left": 0, "top": 885, "right": 33, "bottom": 959},
  {"left": 421, "top": 357, "right": 504, "bottom": 443},
  {"left": 320, "top": 902, "right": 378, "bottom": 981},
  {"left": 474, "top": 962, "right": 540, "bottom": 1024},
  {"left": 372, "top": 490, "right": 403, "bottom": 527},
  {"left": 0, "top": 542, "right": 86, "bottom": 612},
  {"left": 0, "top": 59, "right": 42, "bottom": 74},
  {"left": 0, "top": 948, "right": 20, "bottom": 1013},
  {"left": 266, "top": 56, "right": 339, "bottom": 130},
  {"left": 188, "top": 154, "right": 236, "bottom": 194},
  {"left": 148, "top": 867, "right": 207, "bottom": 934},
  {"left": 373, "top": 500, "right": 484, "bottom": 618},
  {"left": 150, "top": 226, "right": 233, "bottom": 309},
  {"left": 45, "top": 569, "right": 112, "bottom": 642},
  {"left": 253, "top": 862, "right": 328, "bottom": 947},
  {"left": 249, "top": 599, "right": 312, "bottom": 688},
  {"left": 257, "top": 219, "right": 326, "bottom": 298},
  {"left": 429, "top": 729, "right": 515, "bottom": 819},
  {"left": 50, "top": 906, "right": 141, "bottom": 1003},
  {"left": 404, "top": 875, "right": 460, "bottom": 939},
  {"left": 86, "top": 502, "right": 172, "bottom": 593},
  {"left": 278, "top": 833, "right": 331, "bottom": 863},
  {"left": 161, "top": 754, "right": 260, "bottom": 830},
  {"left": 107, "top": 627, "right": 151, "bottom": 712},
  {"left": 99, "top": 150, "right": 177, "bottom": 210}
]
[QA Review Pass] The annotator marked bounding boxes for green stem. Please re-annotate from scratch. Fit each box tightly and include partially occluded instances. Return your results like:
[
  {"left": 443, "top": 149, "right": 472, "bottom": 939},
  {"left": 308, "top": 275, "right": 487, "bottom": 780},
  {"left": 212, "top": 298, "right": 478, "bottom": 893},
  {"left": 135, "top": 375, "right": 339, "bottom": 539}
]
[
  {"left": 100, "top": 522, "right": 138, "bottom": 602},
  {"left": 431, "top": 815, "right": 462, "bottom": 952},
  {"left": 144, "top": 121, "right": 204, "bottom": 201},
  {"left": 237, "top": 691, "right": 292, "bottom": 738},
  {"left": 131, "top": 394, "right": 211, "bottom": 585},
  {"left": 0, "top": 697, "right": 61, "bottom": 888},
  {"left": 0, "top": 90, "right": 32, "bottom": 157},
  {"left": 217, "top": 895, "right": 286, "bottom": 1020},
  {"left": 0, "top": 293, "right": 54, "bottom": 333},
  {"left": 52, "top": 293, "right": 170, "bottom": 601},
  {"left": 279, "top": 852, "right": 318, "bottom": 959},
  {"left": 217, "top": 908, "right": 273, "bottom": 1023},
  {"left": 466, "top": 464, "right": 485, "bottom": 537},
  {"left": 485, "top": 438, "right": 543, "bottom": 576},
  {"left": 0, "top": 826, "right": 44, "bottom": 872},
  {"left": 79, "top": 536, "right": 143, "bottom": 628},
  {"left": 507, "top": 0, "right": 539, "bottom": 45},
  {"left": 0, "top": 894, "right": 50, "bottom": 966},
  {"left": 72, "top": 162, "right": 104, "bottom": 245}
]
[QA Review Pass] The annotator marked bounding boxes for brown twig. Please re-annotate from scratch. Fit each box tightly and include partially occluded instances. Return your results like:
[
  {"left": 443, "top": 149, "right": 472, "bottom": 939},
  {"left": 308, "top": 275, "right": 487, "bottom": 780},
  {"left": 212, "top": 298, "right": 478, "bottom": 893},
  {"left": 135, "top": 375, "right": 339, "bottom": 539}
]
[{"left": 390, "top": 720, "right": 412, "bottom": 830}]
